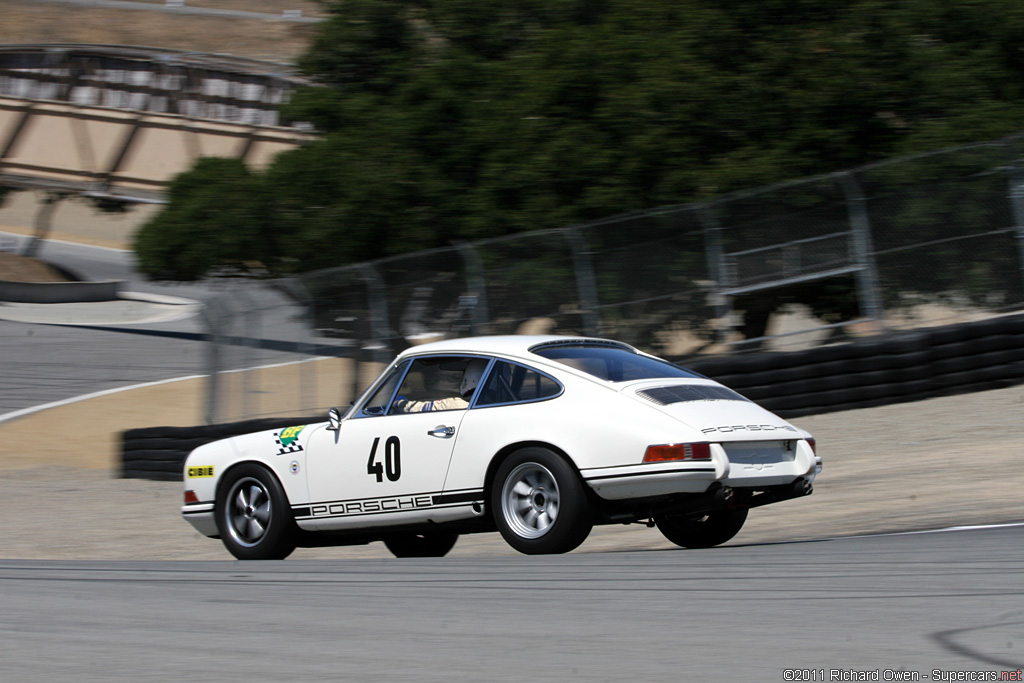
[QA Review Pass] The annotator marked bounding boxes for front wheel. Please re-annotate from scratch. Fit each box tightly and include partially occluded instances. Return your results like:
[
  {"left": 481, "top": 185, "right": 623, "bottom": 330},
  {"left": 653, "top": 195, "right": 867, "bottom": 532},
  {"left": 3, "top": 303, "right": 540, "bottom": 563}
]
[
  {"left": 491, "top": 447, "right": 592, "bottom": 555},
  {"left": 215, "top": 464, "right": 297, "bottom": 560},
  {"left": 654, "top": 508, "right": 748, "bottom": 549},
  {"left": 383, "top": 533, "right": 459, "bottom": 558}
]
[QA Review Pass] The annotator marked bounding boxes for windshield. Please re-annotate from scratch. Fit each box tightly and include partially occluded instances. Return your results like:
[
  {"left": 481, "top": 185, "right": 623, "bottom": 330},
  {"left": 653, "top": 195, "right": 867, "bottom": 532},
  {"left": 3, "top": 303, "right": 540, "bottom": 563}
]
[{"left": 532, "top": 344, "right": 703, "bottom": 382}]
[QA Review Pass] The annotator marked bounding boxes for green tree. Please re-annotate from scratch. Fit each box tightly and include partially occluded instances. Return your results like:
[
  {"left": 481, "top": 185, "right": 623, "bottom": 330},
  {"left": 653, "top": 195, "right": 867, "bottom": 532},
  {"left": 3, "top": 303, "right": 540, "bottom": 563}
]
[
  {"left": 137, "top": 0, "right": 1024, "bottom": 279},
  {"left": 134, "top": 158, "right": 276, "bottom": 280}
]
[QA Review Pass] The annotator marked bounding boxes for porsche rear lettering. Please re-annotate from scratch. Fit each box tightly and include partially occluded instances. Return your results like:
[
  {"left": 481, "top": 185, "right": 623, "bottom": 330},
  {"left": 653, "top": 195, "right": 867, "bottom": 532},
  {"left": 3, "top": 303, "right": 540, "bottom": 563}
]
[
  {"left": 317, "top": 495, "right": 434, "bottom": 516},
  {"left": 700, "top": 424, "right": 798, "bottom": 434}
]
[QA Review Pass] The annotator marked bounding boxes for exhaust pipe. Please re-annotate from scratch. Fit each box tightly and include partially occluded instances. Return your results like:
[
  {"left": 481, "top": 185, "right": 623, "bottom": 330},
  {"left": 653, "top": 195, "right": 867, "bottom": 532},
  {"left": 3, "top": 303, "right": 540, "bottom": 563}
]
[
  {"left": 737, "top": 479, "right": 814, "bottom": 511},
  {"left": 602, "top": 485, "right": 738, "bottom": 523}
]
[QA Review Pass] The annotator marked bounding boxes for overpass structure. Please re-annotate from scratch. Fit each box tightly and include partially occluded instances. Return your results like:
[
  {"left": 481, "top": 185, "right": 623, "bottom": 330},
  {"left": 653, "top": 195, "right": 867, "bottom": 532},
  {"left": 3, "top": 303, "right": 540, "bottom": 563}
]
[{"left": 0, "top": 44, "right": 317, "bottom": 249}]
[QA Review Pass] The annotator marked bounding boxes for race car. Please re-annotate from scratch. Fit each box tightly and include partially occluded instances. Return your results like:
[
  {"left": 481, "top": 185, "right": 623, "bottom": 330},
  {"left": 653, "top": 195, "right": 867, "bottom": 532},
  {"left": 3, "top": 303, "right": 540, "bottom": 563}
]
[{"left": 182, "top": 335, "right": 821, "bottom": 558}]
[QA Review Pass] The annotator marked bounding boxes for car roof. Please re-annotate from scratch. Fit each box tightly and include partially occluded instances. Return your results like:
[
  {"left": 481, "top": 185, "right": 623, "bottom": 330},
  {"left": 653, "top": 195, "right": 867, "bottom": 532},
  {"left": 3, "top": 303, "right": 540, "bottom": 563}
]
[{"left": 394, "top": 335, "right": 636, "bottom": 363}]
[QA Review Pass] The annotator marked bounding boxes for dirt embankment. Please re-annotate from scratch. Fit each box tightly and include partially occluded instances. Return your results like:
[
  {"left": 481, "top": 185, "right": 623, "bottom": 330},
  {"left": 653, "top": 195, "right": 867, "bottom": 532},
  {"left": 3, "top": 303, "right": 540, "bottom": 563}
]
[
  {"left": 0, "top": 252, "right": 71, "bottom": 283},
  {"left": 0, "top": 0, "right": 323, "bottom": 63}
]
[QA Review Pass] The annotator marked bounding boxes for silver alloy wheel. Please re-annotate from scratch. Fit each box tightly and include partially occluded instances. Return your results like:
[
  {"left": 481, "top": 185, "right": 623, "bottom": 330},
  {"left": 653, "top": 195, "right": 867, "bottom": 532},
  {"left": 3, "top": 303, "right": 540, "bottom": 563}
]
[
  {"left": 501, "top": 462, "right": 560, "bottom": 539},
  {"left": 226, "top": 476, "right": 272, "bottom": 547}
]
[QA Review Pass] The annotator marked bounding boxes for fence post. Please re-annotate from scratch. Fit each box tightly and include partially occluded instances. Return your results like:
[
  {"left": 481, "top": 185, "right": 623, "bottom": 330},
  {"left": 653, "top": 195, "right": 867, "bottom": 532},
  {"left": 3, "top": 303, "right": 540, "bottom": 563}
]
[
  {"left": 696, "top": 205, "right": 733, "bottom": 344},
  {"left": 835, "top": 171, "right": 884, "bottom": 331},
  {"left": 358, "top": 263, "right": 391, "bottom": 366},
  {"left": 229, "top": 286, "right": 261, "bottom": 420},
  {"left": 202, "top": 296, "right": 224, "bottom": 425},
  {"left": 275, "top": 277, "right": 319, "bottom": 415},
  {"left": 562, "top": 227, "right": 601, "bottom": 336},
  {"left": 1006, "top": 153, "right": 1024, "bottom": 296},
  {"left": 453, "top": 240, "right": 490, "bottom": 334}
]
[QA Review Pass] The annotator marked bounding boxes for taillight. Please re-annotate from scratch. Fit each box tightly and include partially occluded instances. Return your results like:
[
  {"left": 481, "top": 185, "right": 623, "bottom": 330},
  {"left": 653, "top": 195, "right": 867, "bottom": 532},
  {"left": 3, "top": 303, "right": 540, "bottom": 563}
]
[
  {"left": 806, "top": 438, "right": 816, "bottom": 454},
  {"left": 184, "top": 490, "right": 199, "bottom": 504},
  {"left": 643, "top": 443, "right": 712, "bottom": 463}
]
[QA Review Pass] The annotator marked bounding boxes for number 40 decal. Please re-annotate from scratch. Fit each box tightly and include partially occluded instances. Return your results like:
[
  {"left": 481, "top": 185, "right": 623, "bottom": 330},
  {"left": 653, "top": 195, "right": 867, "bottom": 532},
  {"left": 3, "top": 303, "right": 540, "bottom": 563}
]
[{"left": 367, "top": 436, "right": 401, "bottom": 482}]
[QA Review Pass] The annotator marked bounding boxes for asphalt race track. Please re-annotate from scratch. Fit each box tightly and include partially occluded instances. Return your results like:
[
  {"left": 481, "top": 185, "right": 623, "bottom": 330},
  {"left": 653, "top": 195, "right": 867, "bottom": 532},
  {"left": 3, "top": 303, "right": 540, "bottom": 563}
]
[
  {"left": 0, "top": 236, "right": 211, "bottom": 414},
  {"left": 1, "top": 525, "right": 1021, "bottom": 681},
  {"left": 0, "top": 235, "right": 326, "bottom": 416}
]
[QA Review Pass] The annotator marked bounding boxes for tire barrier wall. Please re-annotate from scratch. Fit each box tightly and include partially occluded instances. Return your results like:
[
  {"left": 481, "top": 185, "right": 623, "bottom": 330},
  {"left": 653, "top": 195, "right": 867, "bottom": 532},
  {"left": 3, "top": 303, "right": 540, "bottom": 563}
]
[
  {"left": 685, "top": 313, "right": 1024, "bottom": 419},
  {"left": 121, "top": 415, "right": 320, "bottom": 481},
  {"left": 120, "top": 313, "right": 1024, "bottom": 480}
]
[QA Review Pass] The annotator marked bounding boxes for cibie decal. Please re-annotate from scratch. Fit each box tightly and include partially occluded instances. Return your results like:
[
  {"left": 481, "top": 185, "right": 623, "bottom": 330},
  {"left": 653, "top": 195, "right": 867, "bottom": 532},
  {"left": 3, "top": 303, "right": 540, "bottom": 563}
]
[
  {"left": 187, "top": 465, "right": 214, "bottom": 478},
  {"left": 274, "top": 425, "right": 306, "bottom": 455}
]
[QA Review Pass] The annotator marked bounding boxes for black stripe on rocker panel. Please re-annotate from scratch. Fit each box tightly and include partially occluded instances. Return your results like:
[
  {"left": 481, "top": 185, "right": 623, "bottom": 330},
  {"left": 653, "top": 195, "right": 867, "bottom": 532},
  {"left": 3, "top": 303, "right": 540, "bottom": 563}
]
[
  {"left": 585, "top": 468, "right": 716, "bottom": 481},
  {"left": 432, "top": 490, "right": 485, "bottom": 505}
]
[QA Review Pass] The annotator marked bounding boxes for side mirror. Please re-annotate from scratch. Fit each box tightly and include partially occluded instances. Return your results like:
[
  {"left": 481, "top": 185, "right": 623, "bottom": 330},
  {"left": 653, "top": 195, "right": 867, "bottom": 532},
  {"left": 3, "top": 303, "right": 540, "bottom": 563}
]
[{"left": 327, "top": 407, "right": 342, "bottom": 432}]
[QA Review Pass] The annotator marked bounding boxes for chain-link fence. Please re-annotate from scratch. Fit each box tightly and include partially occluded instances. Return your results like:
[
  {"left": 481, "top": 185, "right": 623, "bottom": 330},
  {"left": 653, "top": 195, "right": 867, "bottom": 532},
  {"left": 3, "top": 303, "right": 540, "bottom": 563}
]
[
  {"left": 203, "top": 135, "right": 1024, "bottom": 423},
  {"left": 200, "top": 281, "right": 354, "bottom": 423}
]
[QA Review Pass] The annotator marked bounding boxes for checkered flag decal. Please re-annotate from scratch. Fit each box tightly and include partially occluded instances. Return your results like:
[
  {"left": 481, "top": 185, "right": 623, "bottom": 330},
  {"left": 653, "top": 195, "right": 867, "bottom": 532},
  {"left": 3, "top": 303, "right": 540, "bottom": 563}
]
[
  {"left": 275, "top": 434, "right": 304, "bottom": 455},
  {"left": 274, "top": 425, "right": 306, "bottom": 456}
]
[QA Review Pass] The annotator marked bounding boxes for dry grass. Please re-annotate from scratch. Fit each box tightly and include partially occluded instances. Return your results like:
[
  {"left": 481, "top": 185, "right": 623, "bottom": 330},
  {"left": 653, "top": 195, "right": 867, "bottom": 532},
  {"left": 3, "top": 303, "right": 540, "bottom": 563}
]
[
  {"left": 0, "top": 250, "right": 70, "bottom": 282},
  {"left": 0, "top": 0, "right": 326, "bottom": 63},
  {"left": 119, "top": 0, "right": 327, "bottom": 15}
]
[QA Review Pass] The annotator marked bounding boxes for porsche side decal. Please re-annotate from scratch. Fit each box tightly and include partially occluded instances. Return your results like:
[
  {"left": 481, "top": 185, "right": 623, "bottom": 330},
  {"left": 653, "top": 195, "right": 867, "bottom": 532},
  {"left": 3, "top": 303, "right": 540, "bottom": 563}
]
[{"left": 292, "top": 489, "right": 485, "bottom": 520}]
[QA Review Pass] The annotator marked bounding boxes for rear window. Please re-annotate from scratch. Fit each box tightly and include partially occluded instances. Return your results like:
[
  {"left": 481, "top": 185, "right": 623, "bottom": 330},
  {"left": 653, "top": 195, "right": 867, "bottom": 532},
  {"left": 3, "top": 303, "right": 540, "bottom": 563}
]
[
  {"left": 532, "top": 344, "right": 702, "bottom": 383},
  {"left": 476, "top": 361, "right": 562, "bottom": 406}
]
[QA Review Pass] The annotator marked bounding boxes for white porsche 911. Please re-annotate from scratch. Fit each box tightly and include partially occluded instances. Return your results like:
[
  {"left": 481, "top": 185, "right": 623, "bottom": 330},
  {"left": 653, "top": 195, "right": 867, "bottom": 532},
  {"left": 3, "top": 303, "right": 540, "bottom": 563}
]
[{"left": 182, "top": 335, "right": 821, "bottom": 558}]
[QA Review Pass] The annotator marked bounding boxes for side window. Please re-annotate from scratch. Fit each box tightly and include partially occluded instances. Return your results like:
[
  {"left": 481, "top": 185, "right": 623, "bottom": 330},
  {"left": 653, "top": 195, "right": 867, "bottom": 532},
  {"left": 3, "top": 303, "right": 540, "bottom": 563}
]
[
  {"left": 388, "top": 356, "right": 488, "bottom": 414},
  {"left": 476, "top": 362, "right": 561, "bottom": 407},
  {"left": 361, "top": 362, "right": 409, "bottom": 416}
]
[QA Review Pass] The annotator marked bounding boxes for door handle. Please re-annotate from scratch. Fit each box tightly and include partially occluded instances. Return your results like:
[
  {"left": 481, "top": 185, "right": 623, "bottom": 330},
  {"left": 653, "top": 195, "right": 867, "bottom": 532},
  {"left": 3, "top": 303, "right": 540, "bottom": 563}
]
[{"left": 427, "top": 425, "right": 456, "bottom": 438}]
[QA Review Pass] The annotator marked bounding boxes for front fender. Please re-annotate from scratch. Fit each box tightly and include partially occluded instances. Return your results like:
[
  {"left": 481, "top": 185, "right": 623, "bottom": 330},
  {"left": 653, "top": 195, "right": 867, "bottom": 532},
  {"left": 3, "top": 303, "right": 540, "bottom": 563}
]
[{"left": 182, "top": 423, "right": 321, "bottom": 506}]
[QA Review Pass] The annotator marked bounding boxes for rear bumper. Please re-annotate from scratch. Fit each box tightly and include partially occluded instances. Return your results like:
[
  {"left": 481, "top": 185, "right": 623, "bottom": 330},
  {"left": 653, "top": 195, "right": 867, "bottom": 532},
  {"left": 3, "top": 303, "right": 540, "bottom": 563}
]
[
  {"left": 583, "top": 462, "right": 722, "bottom": 500},
  {"left": 582, "top": 442, "right": 821, "bottom": 501},
  {"left": 721, "top": 440, "right": 820, "bottom": 487}
]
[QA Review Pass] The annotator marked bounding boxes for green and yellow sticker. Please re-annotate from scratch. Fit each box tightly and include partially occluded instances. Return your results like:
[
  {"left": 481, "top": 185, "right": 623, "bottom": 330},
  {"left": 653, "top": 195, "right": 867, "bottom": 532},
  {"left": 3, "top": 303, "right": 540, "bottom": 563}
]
[
  {"left": 279, "top": 425, "right": 305, "bottom": 444},
  {"left": 275, "top": 425, "right": 306, "bottom": 455}
]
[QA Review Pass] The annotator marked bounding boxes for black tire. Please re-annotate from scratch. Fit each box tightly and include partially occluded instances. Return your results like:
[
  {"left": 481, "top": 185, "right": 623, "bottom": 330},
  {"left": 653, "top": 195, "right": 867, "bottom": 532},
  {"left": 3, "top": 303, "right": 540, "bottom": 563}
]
[
  {"left": 654, "top": 508, "right": 749, "bottom": 549},
  {"left": 215, "top": 463, "right": 296, "bottom": 560},
  {"left": 383, "top": 533, "right": 459, "bottom": 558},
  {"left": 491, "top": 447, "right": 592, "bottom": 555}
]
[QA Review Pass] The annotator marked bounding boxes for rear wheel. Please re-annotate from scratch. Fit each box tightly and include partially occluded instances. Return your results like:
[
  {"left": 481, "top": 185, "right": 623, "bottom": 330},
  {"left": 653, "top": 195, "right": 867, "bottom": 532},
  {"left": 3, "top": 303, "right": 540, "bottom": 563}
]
[
  {"left": 655, "top": 508, "right": 748, "bottom": 549},
  {"left": 216, "top": 464, "right": 296, "bottom": 560},
  {"left": 492, "top": 447, "right": 592, "bottom": 555},
  {"left": 383, "top": 533, "right": 459, "bottom": 558}
]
